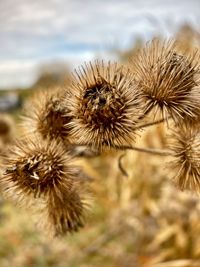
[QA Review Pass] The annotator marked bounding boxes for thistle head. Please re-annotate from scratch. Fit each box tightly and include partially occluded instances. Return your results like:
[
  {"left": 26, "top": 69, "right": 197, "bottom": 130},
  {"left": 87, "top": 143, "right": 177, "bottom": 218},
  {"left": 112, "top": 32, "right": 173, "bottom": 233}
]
[
  {"left": 131, "top": 39, "right": 200, "bottom": 123},
  {"left": 0, "top": 136, "right": 91, "bottom": 236},
  {"left": 42, "top": 186, "right": 87, "bottom": 236},
  {"left": 66, "top": 61, "right": 145, "bottom": 149},
  {"left": 1, "top": 138, "right": 82, "bottom": 200},
  {"left": 168, "top": 125, "right": 200, "bottom": 192},
  {"left": 22, "top": 90, "right": 72, "bottom": 144}
]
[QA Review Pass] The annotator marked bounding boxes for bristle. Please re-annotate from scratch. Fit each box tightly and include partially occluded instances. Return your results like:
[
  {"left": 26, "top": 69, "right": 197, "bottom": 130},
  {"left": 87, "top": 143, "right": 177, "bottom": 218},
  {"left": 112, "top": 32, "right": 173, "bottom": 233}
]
[
  {"left": 131, "top": 39, "right": 200, "bottom": 123},
  {"left": 65, "top": 60, "right": 146, "bottom": 149},
  {"left": 168, "top": 125, "right": 200, "bottom": 192}
]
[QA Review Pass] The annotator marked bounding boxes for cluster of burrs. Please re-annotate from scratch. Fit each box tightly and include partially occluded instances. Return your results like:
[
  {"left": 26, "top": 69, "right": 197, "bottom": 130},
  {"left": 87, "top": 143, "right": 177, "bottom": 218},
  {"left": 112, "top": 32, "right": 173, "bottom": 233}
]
[{"left": 1, "top": 39, "right": 200, "bottom": 236}]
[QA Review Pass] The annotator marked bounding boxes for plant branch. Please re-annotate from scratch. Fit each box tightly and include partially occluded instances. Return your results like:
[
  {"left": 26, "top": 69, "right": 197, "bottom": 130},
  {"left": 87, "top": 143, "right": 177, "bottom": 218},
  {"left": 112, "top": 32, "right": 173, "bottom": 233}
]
[
  {"left": 115, "top": 145, "right": 173, "bottom": 156},
  {"left": 134, "top": 117, "right": 166, "bottom": 131}
]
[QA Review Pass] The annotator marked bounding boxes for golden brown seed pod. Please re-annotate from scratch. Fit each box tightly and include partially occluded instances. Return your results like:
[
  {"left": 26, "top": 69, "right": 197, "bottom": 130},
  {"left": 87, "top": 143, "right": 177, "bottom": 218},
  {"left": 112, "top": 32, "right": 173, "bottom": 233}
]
[
  {"left": 131, "top": 39, "right": 200, "bottom": 122},
  {"left": 66, "top": 61, "right": 145, "bottom": 149},
  {"left": 1, "top": 136, "right": 90, "bottom": 235},
  {"left": 22, "top": 90, "right": 72, "bottom": 144},
  {"left": 41, "top": 186, "right": 86, "bottom": 236},
  {"left": 1, "top": 137, "right": 85, "bottom": 202},
  {"left": 168, "top": 125, "right": 200, "bottom": 192}
]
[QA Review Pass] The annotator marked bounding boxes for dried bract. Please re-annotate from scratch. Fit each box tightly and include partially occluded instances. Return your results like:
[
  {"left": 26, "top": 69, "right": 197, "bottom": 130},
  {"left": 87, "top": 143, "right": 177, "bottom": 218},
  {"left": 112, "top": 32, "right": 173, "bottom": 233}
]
[
  {"left": 131, "top": 39, "right": 200, "bottom": 122},
  {"left": 66, "top": 61, "right": 145, "bottom": 149}
]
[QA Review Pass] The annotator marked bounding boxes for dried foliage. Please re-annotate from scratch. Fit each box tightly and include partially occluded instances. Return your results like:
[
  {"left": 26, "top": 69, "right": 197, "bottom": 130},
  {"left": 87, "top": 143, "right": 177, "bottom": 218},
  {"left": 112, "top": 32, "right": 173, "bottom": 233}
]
[
  {"left": 65, "top": 61, "right": 146, "bottom": 149},
  {"left": 130, "top": 39, "right": 200, "bottom": 123}
]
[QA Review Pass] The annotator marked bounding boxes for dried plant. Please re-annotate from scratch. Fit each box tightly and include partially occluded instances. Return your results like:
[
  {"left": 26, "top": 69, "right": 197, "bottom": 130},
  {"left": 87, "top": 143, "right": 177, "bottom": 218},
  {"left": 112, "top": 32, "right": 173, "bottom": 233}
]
[
  {"left": 168, "top": 125, "right": 200, "bottom": 192},
  {"left": 2, "top": 38, "right": 200, "bottom": 241},
  {"left": 41, "top": 186, "right": 86, "bottom": 236},
  {"left": 130, "top": 39, "right": 200, "bottom": 123},
  {"left": 0, "top": 137, "right": 88, "bottom": 234},
  {"left": 22, "top": 90, "right": 72, "bottom": 145},
  {"left": 65, "top": 61, "right": 146, "bottom": 149}
]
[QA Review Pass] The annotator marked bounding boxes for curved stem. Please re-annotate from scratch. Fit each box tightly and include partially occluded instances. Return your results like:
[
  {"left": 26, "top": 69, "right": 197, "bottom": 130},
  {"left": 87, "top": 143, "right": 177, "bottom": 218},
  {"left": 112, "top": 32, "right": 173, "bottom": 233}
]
[{"left": 118, "top": 153, "right": 128, "bottom": 177}]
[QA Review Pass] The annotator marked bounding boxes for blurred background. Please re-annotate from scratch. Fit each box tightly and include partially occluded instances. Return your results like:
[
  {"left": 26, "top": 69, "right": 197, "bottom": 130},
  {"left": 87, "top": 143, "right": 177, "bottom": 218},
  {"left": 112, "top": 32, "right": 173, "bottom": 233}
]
[{"left": 0, "top": 0, "right": 200, "bottom": 266}]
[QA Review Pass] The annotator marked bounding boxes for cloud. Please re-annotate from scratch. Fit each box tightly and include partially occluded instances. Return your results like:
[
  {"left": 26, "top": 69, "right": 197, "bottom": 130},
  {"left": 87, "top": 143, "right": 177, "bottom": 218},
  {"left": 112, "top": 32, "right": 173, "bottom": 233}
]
[{"left": 0, "top": 0, "right": 199, "bottom": 88}]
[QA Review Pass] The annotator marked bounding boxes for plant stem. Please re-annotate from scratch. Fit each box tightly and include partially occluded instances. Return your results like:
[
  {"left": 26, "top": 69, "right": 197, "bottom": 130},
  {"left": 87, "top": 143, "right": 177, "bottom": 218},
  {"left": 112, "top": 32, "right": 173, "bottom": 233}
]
[
  {"left": 115, "top": 145, "right": 173, "bottom": 156},
  {"left": 134, "top": 118, "right": 166, "bottom": 130},
  {"left": 118, "top": 154, "right": 128, "bottom": 177}
]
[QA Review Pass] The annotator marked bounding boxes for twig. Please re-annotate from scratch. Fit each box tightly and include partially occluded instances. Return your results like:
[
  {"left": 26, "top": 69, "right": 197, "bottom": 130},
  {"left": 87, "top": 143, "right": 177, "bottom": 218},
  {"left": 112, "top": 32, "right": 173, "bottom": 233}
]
[
  {"left": 134, "top": 117, "right": 166, "bottom": 131},
  {"left": 118, "top": 153, "right": 128, "bottom": 177},
  {"left": 115, "top": 145, "right": 173, "bottom": 156}
]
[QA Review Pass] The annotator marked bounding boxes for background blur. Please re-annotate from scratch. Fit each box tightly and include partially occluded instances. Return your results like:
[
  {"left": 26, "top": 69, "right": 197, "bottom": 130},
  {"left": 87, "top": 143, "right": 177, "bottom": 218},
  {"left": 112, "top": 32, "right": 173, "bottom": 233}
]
[{"left": 0, "top": 0, "right": 200, "bottom": 267}]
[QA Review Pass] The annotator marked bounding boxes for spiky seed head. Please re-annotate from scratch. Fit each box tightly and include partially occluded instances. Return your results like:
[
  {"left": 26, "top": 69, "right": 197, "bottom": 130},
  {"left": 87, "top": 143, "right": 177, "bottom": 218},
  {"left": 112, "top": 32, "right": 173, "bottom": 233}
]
[
  {"left": 1, "top": 137, "right": 83, "bottom": 201},
  {"left": 22, "top": 90, "right": 72, "bottom": 144},
  {"left": 42, "top": 186, "right": 86, "bottom": 236},
  {"left": 168, "top": 125, "right": 200, "bottom": 192},
  {"left": 1, "top": 137, "right": 90, "bottom": 235},
  {"left": 131, "top": 39, "right": 200, "bottom": 122},
  {"left": 66, "top": 61, "right": 145, "bottom": 149}
]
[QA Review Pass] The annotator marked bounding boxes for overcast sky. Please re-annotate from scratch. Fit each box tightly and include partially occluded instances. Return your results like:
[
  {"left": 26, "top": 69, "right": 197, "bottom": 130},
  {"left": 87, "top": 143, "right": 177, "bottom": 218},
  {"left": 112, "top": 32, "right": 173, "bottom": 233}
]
[{"left": 0, "top": 0, "right": 200, "bottom": 88}]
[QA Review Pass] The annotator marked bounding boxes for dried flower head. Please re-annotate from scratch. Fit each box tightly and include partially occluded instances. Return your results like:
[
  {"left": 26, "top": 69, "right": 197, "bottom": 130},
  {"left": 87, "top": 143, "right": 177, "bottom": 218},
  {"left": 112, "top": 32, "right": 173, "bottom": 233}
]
[
  {"left": 131, "top": 39, "right": 200, "bottom": 122},
  {"left": 168, "top": 125, "right": 200, "bottom": 192},
  {"left": 66, "top": 61, "right": 145, "bottom": 149},
  {"left": 1, "top": 137, "right": 89, "bottom": 234},
  {"left": 1, "top": 137, "right": 85, "bottom": 200},
  {"left": 22, "top": 90, "right": 72, "bottom": 144},
  {"left": 41, "top": 186, "right": 86, "bottom": 236}
]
